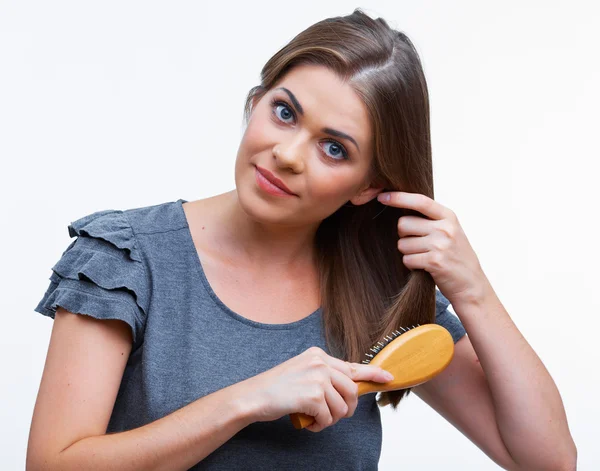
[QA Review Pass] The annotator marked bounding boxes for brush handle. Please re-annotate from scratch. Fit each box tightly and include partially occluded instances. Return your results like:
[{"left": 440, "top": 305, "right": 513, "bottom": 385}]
[{"left": 289, "top": 412, "right": 316, "bottom": 430}]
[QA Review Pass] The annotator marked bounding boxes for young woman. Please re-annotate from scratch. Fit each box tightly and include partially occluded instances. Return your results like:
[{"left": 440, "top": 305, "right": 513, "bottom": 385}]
[{"left": 27, "top": 8, "right": 576, "bottom": 471}]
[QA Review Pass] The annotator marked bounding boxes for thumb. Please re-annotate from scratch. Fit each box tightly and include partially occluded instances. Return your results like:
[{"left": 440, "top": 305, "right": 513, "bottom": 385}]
[{"left": 350, "top": 363, "right": 394, "bottom": 383}]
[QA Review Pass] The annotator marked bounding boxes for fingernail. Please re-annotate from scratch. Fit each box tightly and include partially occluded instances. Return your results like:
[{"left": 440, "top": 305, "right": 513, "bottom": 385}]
[
  {"left": 382, "top": 370, "right": 394, "bottom": 380},
  {"left": 378, "top": 193, "right": 390, "bottom": 202}
]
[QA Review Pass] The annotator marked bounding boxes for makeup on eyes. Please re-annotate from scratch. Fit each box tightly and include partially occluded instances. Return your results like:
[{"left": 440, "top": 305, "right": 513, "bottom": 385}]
[{"left": 269, "top": 96, "right": 350, "bottom": 162}]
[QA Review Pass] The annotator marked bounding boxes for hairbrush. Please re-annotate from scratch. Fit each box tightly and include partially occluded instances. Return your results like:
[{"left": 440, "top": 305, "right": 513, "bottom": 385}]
[{"left": 289, "top": 323, "right": 455, "bottom": 430}]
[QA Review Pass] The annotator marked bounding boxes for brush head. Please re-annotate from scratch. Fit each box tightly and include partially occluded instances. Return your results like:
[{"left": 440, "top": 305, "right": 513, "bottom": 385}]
[
  {"left": 356, "top": 323, "right": 455, "bottom": 396},
  {"left": 361, "top": 324, "right": 422, "bottom": 365}
]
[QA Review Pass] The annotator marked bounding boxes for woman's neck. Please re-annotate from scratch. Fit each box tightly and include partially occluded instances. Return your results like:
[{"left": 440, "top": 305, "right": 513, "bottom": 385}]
[{"left": 203, "top": 190, "right": 319, "bottom": 271}]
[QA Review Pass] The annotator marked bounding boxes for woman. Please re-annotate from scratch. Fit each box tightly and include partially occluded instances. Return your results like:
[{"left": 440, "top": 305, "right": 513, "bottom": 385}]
[{"left": 27, "top": 8, "right": 576, "bottom": 471}]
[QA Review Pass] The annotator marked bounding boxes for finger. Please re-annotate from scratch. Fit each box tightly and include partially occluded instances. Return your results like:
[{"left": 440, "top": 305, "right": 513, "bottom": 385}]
[
  {"left": 378, "top": 192, "right": 447, "bottom": 221},
  {"left": 397, "top": 235, "right": 430, "bottom": 255},
  {"left": 343, "top": 361, "right": 394, "bottom": 383},
  {"left": 317, "top": 352, "right": 389, "bottom": 381},
  {"left": 305, "top": 388, "right": 334, "bottom": 433},
  {"left": 402, "top": 252, "right": 428, "bottom": 270},
  {"left": 307, "top": 349, "right": 392, "bottom": 384},
  {"left": 397, "top": 215, "right": 436, "bottom": 237},
  {"left": 323, "top": 379, "right": 350, "bottom": 425},
  {"left": 329, "top": 368, "right": 359, "bottom": 418}
]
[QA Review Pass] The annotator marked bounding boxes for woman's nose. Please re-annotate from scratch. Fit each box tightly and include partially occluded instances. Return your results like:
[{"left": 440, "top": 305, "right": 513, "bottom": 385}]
[{"left": 273, "top": 142, "right": 305, "bottom": 173}]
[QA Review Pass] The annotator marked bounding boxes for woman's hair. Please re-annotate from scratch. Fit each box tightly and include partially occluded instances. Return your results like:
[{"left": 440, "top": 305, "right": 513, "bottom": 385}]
[{"left": 242, "top": 8, "right": 437, "bottom": 410}]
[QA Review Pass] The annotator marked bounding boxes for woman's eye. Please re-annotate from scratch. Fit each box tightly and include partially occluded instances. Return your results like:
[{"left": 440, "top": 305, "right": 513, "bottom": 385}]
[
  {"left": 272, "top": 101, "right": 295, "bottom": 124},
  {"left": 321, "top": 141, "right": 348, "bottom": 160}
]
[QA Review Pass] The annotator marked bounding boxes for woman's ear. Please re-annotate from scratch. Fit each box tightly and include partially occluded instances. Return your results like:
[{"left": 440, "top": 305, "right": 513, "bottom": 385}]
[
  {"left": 349, "top": 185, "right": 385, "bottom": 206},
  {"left": 349, "top": 166, "right": 388, "bottom": 206}
]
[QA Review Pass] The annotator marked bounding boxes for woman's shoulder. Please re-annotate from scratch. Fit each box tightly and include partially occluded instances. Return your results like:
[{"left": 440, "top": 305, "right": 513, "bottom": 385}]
[{"left": 120, "top": 198, "right": 189, "bottom": 236}]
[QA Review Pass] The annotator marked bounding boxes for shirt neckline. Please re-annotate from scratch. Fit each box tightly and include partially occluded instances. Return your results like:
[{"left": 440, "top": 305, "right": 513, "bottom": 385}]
[{"left": 175, "top": 198, "right": 322, "bottom": 330}]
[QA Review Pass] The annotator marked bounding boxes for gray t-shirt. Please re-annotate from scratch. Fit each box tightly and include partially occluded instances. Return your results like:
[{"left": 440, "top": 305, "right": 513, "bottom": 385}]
[{"left": 34, "top": 198, "right": 467, "bottom": 470}]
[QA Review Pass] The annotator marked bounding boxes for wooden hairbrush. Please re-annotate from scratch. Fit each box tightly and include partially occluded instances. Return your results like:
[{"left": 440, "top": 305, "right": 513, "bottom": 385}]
[{"left": 289, "top": 323, "right": 455, "bottom": 430}]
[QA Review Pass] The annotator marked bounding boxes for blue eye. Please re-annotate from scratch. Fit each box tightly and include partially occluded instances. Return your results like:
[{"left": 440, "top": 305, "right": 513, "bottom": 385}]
[
  {"left": 321, "top": 141, "right": 348, "bottom": 160},
  {"left": 269, "top": 98, "right": 350, "bottom": 161},
  {"left": 271, "top": 100, "right": 295, "bottom": 124}
]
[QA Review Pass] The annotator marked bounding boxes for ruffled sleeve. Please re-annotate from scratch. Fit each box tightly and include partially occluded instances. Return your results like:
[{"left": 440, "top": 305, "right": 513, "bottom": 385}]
[
  {"left": 34, "top": 209, "right": 150, "bottom": 349},
  {"left": 435, "top": 289, "right": 466, "bottom": 344}
]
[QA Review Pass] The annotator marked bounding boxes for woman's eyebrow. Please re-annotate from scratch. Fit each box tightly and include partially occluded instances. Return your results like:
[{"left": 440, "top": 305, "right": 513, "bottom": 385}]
[{"left": 274, "top": 87, "right": 360, "bottom": 152}]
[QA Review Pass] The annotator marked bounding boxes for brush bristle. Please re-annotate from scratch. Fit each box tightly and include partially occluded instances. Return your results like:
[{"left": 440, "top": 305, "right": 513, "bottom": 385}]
[{"left": 361, "top": 324, "right": 422, "bottom": 364}]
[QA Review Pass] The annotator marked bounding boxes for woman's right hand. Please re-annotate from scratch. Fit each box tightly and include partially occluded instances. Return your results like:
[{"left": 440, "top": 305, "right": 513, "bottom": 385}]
[{"left": 241, "top": 346, "right": 394, "bottom": 433}]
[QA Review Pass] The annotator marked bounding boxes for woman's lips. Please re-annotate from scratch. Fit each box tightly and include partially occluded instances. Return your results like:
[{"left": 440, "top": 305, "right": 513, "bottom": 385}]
[{"left": 255, "top": 166, "right": 297, "bottom": 196}]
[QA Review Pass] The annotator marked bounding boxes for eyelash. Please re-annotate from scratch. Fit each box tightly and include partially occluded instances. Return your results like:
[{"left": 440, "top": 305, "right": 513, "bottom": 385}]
[{"left": 269, "top": 98, "right": 350, "bottom": 161}]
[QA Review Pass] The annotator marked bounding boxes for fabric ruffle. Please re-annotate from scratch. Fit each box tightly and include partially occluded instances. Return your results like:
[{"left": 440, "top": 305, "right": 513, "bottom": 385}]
[
  {"left": 35, "top": 210, "right": 150, "bottom": 347},
  {"left": 435, "top": 288, "right": 451, "bottom": 314},
  {"left": 68, "top": 209, "right": 142, "bottom": 263},
  {"left": 435, "top": 288, "right": 466, "bottom": 344}
]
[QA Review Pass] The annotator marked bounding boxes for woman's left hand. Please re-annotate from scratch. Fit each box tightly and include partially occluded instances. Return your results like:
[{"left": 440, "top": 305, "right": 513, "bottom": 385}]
[{"left": 377, "top": 191, "right": 489, "bottom": 306}]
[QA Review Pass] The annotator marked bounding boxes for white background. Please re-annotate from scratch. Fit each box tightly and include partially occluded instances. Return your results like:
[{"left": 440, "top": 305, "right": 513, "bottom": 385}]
[{"left": 1, "top": 1, "right": 598, "bottom": 469}]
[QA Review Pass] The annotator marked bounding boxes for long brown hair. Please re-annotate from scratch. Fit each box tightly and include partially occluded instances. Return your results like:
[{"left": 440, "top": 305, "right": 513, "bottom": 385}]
[{"left": 243, "top": 8, "right": 437, "bottom": 410}]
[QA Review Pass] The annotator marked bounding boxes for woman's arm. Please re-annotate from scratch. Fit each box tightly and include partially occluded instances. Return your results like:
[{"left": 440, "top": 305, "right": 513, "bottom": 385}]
[
  {"left": 413, "top": 281, "right": 577, "bottom": 471},
  {"left": 50, "top": 383, "right": 254, "bottom": 471},
  {"left": 375, "top": 191, "right": 576, "bottom": 469},
  {"left": 27, "top": 309, "right": 256, "bottom": 471}
]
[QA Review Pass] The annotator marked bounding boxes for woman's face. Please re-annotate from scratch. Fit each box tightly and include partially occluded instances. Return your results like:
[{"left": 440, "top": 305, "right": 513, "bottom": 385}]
[{"left": 234, "top": 63, "right": 381, "bottom": 227}]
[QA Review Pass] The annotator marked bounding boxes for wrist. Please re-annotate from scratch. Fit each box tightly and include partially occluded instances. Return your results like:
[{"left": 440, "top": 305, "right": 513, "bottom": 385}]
[
  {"left": 228, "top": 378, "right": 265, "bottom": 426},
  {"left": 451, "top": 276, "right": 495, "bottom": 311}
]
